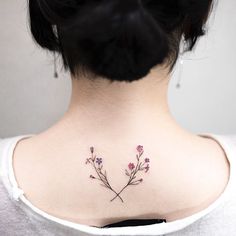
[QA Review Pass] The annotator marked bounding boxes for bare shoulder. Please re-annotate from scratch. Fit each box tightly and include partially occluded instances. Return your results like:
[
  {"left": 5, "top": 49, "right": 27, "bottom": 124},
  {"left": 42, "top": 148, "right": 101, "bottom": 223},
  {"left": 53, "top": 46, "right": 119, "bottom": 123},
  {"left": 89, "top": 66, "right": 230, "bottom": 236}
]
[
  {"left": 164, "top": 136, "right": 230, "bottom": 221},
  {"left": 11, "top": 134, "right": 231, "bottom": 225}
]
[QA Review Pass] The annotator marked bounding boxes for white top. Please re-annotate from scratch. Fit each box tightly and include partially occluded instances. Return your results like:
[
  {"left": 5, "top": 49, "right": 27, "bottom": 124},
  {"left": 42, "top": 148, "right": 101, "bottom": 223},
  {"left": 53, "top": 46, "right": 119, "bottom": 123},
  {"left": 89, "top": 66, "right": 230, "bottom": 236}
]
[{"left": 0, "top": 133, "right": 236, "bottom": 236}]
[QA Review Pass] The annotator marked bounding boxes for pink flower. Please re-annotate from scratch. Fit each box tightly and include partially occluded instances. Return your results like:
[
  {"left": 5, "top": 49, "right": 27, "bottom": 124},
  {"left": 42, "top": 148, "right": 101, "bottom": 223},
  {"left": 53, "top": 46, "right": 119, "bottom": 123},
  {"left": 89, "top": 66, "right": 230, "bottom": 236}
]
[
  {"left": 136, "top": 145, "right": 143, "bottom": 153},
  {"left": 128, "top": 163, "right": 135, "bottom": 170},
  {"left": 144, "top": 158, "right": 150, "bottom": 163}
]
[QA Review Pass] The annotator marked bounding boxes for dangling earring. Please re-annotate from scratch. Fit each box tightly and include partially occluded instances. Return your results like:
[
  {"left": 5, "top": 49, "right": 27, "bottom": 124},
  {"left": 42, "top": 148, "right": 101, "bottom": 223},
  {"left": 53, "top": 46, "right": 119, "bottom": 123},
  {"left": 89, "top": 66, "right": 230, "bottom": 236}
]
[
  {"left": 176, "top": 58, "right": 184, "bottom": 89},
  {"left": 53, "top": 52, "right": 58, "bottom": 79},
  {"left": 176, "top": 39, "right": 187, "bottom": 89},
  {"left": 52, "top": 25, "right": 59, "bottom": 79}
]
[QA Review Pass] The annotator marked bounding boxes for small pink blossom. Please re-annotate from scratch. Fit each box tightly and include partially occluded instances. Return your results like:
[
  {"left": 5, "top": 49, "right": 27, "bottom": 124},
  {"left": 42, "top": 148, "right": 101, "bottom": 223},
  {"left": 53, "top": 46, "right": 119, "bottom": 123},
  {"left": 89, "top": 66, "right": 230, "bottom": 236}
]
[
  {"left": 128, "top": 163, "right": 135, "bottom": 170},
  {"left": 136, "top": 145, "right": 143, "bottom": 153}
]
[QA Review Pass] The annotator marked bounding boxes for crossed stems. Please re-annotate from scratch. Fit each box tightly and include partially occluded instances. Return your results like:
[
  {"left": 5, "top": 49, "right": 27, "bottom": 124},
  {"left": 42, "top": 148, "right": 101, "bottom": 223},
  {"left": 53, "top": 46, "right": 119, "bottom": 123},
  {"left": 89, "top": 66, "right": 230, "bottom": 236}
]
[{"left": 86, "top": 148, "right": 148, "bottom": 203}]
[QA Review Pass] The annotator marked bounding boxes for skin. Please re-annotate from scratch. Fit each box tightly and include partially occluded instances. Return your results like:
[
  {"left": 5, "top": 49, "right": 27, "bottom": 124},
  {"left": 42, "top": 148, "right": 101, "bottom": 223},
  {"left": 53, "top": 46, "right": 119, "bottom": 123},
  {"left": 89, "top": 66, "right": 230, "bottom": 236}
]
[{"left": 12, "top": 64, "right": 230, "bottom": 227}]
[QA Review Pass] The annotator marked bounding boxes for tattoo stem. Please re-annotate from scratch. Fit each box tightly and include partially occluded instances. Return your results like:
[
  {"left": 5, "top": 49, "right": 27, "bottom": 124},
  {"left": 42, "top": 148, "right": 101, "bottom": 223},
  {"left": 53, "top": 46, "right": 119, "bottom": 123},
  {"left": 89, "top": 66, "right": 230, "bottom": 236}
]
[{"left": 92, "top": 160, "right": 124, "bottom": 202}]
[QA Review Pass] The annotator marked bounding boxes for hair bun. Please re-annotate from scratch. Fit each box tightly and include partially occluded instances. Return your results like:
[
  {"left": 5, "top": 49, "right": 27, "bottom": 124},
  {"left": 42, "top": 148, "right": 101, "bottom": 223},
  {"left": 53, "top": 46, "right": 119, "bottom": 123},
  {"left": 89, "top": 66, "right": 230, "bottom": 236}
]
[
  {"left": 58, "top": 0, "right": 169, "bottom": 82},
  {"left": 29, "top": 0, "right": 213, "bottom": 82},
  {"left": 116, "top": 0, "right": 140, "bottom": 14}
]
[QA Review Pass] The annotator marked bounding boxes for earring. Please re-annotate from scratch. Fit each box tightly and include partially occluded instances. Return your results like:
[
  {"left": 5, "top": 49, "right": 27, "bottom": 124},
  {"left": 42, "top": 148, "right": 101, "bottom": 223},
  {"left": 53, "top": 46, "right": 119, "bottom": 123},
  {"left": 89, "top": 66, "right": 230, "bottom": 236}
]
[
  {"left": 52, "top": 25, "right": 59, "bottom": 79},
  {"left": 176, "top": 39, "right": 187, "bottom": 89},
  {"left": 53, "top": 52, "right": 58, "bottom": 79},
  {"left": 176, "top": 58, "right": 184, "bottom": 89}
]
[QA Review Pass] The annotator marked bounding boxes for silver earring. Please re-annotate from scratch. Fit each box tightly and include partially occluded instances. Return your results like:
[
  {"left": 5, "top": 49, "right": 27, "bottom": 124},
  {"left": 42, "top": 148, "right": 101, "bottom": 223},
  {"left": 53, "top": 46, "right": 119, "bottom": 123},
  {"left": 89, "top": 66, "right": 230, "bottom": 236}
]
[
  {"left": 53, "top": 52, "right": 58, "bottom": 79},
  {"left": 52, "top": 25, "right": 59, "bottom": 79},
  {"left": 176, "top": 58, "right": 184, "bottom": 89},
  {"left": 176, "top": 39, "right": 187, "bottom": 89}
]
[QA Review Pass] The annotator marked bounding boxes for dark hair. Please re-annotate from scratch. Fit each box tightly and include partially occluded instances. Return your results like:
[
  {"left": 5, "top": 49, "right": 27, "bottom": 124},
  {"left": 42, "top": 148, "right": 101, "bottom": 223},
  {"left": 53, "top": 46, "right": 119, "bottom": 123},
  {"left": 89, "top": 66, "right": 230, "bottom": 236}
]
[{"left": 28, "top": 0, "right": 213, "bottom": 82}]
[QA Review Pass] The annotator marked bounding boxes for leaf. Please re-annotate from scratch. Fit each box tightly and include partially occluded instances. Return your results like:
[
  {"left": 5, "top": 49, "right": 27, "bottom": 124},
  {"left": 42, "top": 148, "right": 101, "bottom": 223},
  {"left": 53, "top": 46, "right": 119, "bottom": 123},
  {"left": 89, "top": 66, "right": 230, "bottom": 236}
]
[
  {"left": 100, "top": 184, "right": 108, "bottom": 188},
  {"left": 136, "top": 154, "right": 139, "bottom": 161},
  {"left": 125, "top": 169, "right": 130, "bottom": 176}
]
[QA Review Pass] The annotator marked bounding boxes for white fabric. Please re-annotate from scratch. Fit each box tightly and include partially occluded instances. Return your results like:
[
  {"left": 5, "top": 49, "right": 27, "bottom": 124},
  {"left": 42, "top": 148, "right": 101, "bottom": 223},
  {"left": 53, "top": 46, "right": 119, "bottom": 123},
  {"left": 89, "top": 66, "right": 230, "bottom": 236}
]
[{"left": 0, "top": 133, "right": 236, "bottom": 236}]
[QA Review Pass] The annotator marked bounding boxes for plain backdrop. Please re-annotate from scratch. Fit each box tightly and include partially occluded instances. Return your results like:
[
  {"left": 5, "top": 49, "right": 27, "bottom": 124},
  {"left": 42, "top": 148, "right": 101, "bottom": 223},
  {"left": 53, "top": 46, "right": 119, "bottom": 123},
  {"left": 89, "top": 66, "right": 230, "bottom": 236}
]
[{"left": 0, "top": 0, "right": 236, "bottom": 138}]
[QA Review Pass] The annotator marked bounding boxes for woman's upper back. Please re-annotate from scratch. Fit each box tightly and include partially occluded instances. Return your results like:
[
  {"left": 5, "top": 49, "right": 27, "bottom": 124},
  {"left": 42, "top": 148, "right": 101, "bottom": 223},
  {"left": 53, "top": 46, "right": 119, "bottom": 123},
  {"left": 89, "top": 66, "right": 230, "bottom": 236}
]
[{"left": 1, "top": 132, "right": 235, "bottom": 236}]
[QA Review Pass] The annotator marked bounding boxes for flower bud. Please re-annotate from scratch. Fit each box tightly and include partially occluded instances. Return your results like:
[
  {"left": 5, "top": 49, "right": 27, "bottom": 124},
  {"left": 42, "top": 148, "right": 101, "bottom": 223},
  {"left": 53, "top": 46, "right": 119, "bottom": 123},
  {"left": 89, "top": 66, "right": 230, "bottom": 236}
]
[{"left": 90, "top": 146, "right": 94, "bottom": 153}]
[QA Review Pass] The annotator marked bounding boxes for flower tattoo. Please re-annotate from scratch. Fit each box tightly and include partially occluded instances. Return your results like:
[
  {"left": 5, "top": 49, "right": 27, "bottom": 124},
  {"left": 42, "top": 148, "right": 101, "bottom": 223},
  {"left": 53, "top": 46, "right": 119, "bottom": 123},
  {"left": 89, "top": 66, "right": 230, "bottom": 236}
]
[
  {"left": 85, "top": 145, "right": 150, "bottom": 203},
  {"left": 128, "top": 163, "right": 135, "bottom": 170},
  {"left": 96, "top": 157, "right": 103, "bottom": 165}
]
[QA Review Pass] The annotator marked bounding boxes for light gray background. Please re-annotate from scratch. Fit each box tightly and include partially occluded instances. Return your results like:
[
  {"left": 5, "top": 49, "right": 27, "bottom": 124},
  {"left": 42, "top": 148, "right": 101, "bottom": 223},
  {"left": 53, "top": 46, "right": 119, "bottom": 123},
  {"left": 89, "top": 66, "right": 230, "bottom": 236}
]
[{"left": 0, "top": 0, "right": 236, "bottom": 138}]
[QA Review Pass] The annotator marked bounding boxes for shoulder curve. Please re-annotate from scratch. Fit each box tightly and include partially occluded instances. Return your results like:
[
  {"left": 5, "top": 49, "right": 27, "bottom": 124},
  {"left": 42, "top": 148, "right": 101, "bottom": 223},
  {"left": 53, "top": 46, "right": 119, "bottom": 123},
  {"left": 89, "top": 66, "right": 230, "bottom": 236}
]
[{"left": 0, "top": 134, "right": 35, "bottom": 163}]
